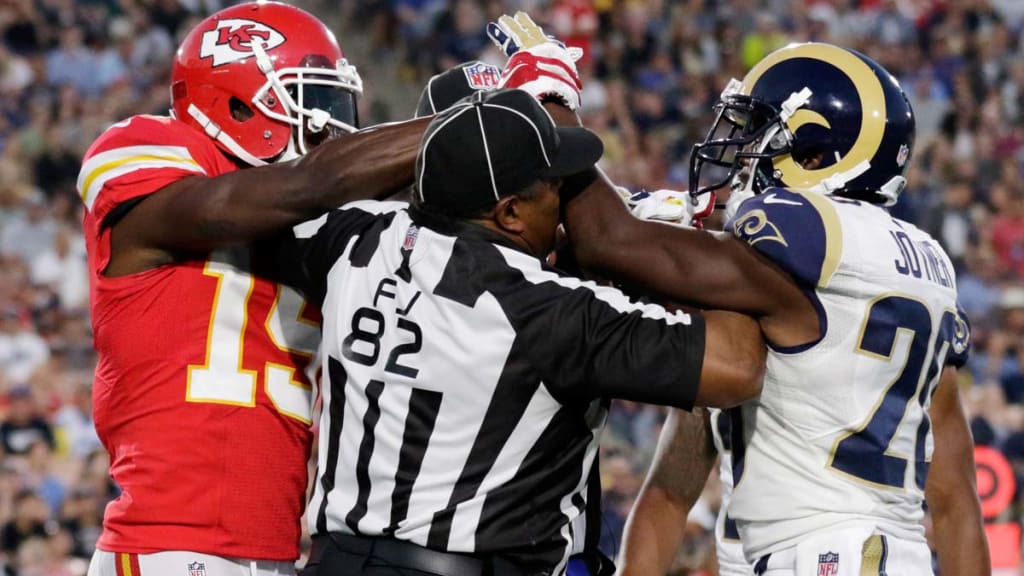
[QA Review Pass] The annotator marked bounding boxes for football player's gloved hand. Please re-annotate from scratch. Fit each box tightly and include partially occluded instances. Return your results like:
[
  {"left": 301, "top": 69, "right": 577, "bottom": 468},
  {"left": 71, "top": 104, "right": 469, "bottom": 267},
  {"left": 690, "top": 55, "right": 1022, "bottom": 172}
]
[
  {"left": 486, "top": 12, "right": 584, "bottom": 111},
  {"left": 724, "top": 186, "right": 755, "bottom": 225},
  {"left": 486, "top": 12, "right": 584, "bottom": 60},
  {"left": 627, "top": 189, "right": 715, "bottom": 229}
]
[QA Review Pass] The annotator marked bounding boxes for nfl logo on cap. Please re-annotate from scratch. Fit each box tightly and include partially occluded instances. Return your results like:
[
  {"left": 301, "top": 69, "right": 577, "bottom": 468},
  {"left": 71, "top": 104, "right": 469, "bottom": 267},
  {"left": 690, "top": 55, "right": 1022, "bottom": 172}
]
[{"left": 463, "top": 62, "right": 501, "bottom": 90}]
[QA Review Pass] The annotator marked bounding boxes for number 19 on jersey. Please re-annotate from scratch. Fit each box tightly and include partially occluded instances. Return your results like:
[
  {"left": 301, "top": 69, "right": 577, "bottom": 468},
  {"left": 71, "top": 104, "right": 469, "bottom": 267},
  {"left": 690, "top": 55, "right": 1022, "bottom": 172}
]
[{"left": 187, "top": 257, "right": 320, "bottom": 424}]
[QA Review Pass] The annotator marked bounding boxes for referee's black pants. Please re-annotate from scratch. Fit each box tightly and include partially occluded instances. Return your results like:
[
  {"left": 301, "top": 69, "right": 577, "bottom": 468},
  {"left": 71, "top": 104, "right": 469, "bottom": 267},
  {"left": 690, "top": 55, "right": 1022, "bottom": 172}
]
[{"left": 305, "top": 533, "right": 531, "bottom": 576}]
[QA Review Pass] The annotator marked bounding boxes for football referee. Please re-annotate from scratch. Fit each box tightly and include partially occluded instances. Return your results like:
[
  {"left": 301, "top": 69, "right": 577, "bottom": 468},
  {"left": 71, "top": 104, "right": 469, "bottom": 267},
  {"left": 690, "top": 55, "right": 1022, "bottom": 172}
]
[{"left": 280, "top": 88, "right": 765, "bottom": 576}]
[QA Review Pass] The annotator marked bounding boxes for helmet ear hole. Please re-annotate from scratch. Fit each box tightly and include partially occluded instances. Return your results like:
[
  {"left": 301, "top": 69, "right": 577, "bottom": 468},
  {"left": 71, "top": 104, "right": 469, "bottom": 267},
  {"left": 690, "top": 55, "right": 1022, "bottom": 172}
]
[
  {"left": 791, "top": 140, "right": 825, "bottom": 165},
  {"left": 172, "top": 81, "right": 187, "bottom": 102},
  {"left": 230, "top": 97, "right": 255, "bottom": 122}
]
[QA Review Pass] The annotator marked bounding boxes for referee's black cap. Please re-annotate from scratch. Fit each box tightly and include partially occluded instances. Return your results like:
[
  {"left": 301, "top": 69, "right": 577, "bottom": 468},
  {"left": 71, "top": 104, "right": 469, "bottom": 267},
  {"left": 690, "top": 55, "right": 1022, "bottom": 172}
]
[
  {"left": 415, "top": 61, "right": 502, "bottom": 118},
  {"left": 415, "top": 88, "right": 603, "bottom": 216}
]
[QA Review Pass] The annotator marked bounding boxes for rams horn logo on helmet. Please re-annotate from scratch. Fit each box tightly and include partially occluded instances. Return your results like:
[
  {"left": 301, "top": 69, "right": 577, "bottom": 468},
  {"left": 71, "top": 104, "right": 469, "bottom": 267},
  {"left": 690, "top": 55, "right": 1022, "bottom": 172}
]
[
  {"left": 741, "top": 44, "right": 888, "bottom": 191},
  {"left": 199, "top": 19, "right": 286, "bottom": 67}
]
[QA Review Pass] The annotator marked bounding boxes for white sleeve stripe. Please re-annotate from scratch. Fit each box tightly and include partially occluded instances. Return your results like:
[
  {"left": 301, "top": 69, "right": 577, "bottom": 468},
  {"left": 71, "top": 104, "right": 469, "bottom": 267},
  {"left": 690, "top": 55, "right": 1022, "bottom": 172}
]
[
  {"left": 78, "top": 145, "right": 198, "bottom": 188},
  {"left": 495, "top": 246, "right": 693, "bottom": 325},
  {"left": 79, "top": 158, "right": 205, "bottom": 211},
  {"left": 78, "top": 145, "right": 204, "bottom": 209}
]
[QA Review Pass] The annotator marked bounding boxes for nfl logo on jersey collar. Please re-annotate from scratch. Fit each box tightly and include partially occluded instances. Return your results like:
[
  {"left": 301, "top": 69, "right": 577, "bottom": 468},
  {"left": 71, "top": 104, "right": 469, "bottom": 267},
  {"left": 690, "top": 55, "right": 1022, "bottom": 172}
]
[
  {"left": 403, "top": 225, "right": 419, "bottom": 251},
  {"left": 188, "top": 561, "right": 206, "bottom": 576},
  {"left": 817, "top": 551, "right": 839, "bottom": 576}
]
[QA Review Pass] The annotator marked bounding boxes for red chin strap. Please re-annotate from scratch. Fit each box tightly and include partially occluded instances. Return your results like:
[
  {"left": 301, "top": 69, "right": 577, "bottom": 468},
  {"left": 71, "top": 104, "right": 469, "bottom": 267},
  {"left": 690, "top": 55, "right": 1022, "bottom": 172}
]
[{"left": 690, "top": 190, "right": 716, "bottom": 229}]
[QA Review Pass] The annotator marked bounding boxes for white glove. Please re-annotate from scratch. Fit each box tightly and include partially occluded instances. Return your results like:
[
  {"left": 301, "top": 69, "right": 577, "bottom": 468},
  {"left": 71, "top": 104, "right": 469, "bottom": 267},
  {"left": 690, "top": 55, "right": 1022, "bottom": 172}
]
[
  {"left": 487, "top": 12, "right": 583, "bottom": 110},
  {"left": 627, "top": 189, "right": 715, "bottom": 228}
]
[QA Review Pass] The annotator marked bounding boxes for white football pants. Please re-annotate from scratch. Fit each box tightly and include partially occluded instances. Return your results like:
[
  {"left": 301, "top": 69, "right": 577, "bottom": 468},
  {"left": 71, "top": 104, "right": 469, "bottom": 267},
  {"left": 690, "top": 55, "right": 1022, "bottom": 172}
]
[{"left": 88, "top": 550, "right": 296, "bottom": 576}]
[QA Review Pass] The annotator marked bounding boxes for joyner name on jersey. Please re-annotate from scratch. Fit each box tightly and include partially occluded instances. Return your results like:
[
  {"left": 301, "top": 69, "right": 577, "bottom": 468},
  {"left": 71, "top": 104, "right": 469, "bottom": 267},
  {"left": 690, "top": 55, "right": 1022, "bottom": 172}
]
[{"left": 889, "top": 228, "right": 954, "bottom": 289}]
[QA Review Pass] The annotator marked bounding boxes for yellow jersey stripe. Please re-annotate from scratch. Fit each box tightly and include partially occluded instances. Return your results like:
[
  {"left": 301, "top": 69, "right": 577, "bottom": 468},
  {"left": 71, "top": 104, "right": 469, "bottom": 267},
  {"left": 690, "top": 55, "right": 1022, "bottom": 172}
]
[{"left": 120, "top": 552, "right": 133, "bottom": 576}]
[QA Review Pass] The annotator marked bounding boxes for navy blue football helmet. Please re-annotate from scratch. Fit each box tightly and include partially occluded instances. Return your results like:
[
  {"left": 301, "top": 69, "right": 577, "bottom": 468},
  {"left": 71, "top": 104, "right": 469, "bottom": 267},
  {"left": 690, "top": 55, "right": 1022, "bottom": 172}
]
[{"left": 690, "top": 43, "right": 915, "bottom": 207}]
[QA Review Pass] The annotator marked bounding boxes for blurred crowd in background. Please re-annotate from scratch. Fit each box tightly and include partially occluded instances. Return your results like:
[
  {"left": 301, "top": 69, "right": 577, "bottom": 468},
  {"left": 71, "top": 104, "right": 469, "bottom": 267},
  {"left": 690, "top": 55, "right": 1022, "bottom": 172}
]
[{"left": 1, "top": 0, "right": 1023, "bottom": 573}]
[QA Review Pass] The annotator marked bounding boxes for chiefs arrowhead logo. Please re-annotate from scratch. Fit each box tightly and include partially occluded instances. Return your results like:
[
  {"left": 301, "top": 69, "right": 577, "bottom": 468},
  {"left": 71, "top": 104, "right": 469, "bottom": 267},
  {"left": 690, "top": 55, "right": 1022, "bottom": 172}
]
[{"left": 199, "top": 19, "right": 286, "bottom": 67}]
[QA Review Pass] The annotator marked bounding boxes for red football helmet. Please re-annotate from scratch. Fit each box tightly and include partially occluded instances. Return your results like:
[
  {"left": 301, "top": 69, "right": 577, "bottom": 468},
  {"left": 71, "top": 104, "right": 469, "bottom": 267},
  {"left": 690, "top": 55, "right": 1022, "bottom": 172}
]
[{"left": 171, "top": 1, "right": 362, "bottom": 166}]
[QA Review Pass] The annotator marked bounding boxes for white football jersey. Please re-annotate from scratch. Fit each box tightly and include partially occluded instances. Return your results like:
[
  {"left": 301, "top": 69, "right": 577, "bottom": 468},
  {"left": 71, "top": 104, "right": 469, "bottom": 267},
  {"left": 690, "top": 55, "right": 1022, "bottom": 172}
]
[
  {"left": 709, "top": 409, "right": 754, "bottom": 576},
  {"left": 725, "top": 188, "right": 970, "bottom": 561}
]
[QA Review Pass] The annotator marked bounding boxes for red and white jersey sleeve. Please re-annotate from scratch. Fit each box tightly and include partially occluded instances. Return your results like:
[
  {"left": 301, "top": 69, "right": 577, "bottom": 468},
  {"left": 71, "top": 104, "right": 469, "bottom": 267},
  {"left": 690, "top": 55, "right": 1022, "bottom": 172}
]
[
  {"left": 77, "top": 116, "right": 237, "bottom": 254},
  {"left": 77, "top": 115, "right": 240, "bottom": 277}
]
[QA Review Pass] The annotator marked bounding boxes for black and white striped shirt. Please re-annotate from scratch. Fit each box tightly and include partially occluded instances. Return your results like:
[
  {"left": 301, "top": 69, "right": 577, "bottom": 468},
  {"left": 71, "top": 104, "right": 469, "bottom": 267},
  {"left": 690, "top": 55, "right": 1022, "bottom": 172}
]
[{"left": 278, "top": 200, "right": 705, "bottom": 574}]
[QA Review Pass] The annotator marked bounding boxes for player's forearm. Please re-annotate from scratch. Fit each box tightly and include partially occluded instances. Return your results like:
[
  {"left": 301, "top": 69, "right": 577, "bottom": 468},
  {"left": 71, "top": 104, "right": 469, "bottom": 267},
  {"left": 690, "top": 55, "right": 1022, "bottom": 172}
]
[
  {"left": 563, "top": 185, "right": 759, "bottom": 311},
  {"left": 617, "top": 486, "right": 690, "bottom": 576},
  {"left": 216, "top": 117, "right": 427, "bottom": 237},
  {"left": 293, "top": 117, "right": 429, "bottom": 212},
  {"left": 544, "top": 102, "right": 693, "bottom": 295},
  {"left": 541, "top": 102, "right": 650, "bottom": 278},
  {"left": 927, "top": 433, "right": 990, "bottom": 575},
  {"left": 619, "top": 409, "right": 716, "bottom": 575},
  {"left": 931, "top": 499, "right": 989, "bottom": 575},
  {"left": 544, "top": 103, "right": 677, "bottom": 286},
  {"left": 561, "top": 168, "right": 643, "bottom": 268},
  {"left": 925, "top": 366, "right": 991, "bottom": 575},
  {"left": 546, "top": 102, "right": 799, "bottom": 320},
  {"left": 138, "top": 117, "right": 428, "bottom": 253}
]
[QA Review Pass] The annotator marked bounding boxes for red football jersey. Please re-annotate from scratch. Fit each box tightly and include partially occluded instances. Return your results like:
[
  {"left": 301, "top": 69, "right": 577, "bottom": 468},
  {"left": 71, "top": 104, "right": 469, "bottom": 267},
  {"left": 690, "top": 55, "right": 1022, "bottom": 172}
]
[{"left": 78, "top": 115, "right": 319, "bottom": 560}]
